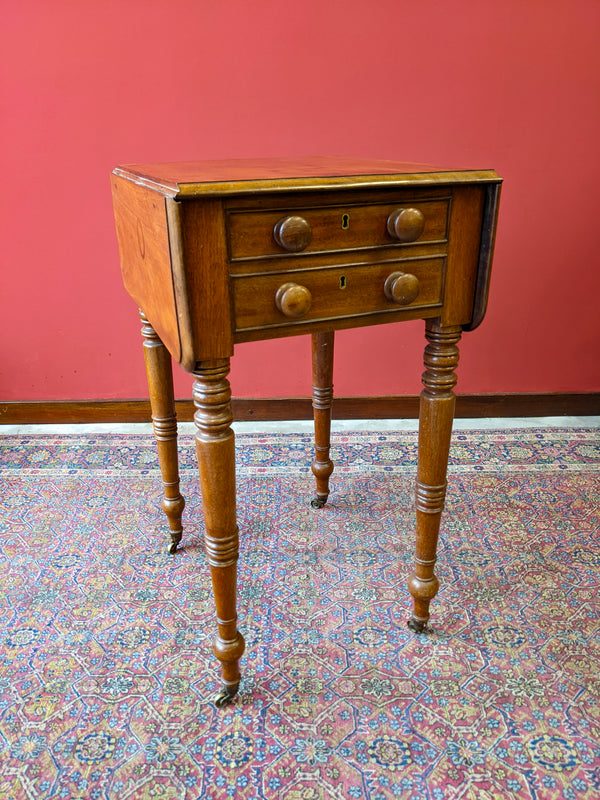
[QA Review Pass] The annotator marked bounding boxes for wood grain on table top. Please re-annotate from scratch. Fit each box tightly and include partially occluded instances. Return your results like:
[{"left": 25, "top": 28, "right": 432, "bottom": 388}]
[{"left": 113, "top": 156, "right": 500, "bottom": 197}]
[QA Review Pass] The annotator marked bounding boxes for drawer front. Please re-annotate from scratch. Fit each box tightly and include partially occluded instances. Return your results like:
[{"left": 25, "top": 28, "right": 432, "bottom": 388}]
[
  {"left": 232, "top": 257, "right": 445, "bottom": 333},
  {"left": 228, "top": 198, "right": 449, "bottom": 261}
]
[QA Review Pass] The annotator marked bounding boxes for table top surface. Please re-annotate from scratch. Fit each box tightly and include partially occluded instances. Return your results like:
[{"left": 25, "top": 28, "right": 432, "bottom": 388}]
[{"left": 113, "top": 156, "right": 501, "bottom": 197}]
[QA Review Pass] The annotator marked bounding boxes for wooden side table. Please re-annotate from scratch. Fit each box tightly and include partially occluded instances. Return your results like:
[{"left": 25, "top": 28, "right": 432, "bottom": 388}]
[{"left": 111, "top": 157, "right": 501, "bottom": 705}]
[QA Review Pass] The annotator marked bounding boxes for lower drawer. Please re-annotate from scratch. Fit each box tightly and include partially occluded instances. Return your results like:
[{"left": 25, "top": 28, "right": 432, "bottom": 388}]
[{"left": 232, "top": 257, "right": 445, "bottom": 333}]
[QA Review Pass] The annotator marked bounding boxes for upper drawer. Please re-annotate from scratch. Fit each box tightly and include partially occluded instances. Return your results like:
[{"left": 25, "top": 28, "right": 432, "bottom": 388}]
[{"left": 227, "top": 197, "right": 450, "bottom": 261}]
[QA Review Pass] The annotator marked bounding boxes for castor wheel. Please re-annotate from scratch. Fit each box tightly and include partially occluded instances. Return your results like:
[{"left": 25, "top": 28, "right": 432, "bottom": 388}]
[
  {"left": 407, "top": 618, "right": 429, "bottom": 634},
  {"left": 168, "top": 541, "right": 179, "bottom": 555},
  {"left": 214, "top": 687, "right": 238, "bottom": 708},
  {"left": 311, "top": 498, "right": 326, "bottom": 509}
]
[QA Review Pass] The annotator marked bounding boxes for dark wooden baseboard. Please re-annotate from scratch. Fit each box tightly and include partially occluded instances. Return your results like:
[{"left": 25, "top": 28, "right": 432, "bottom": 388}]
[{"left": 1, "top": 394, "right": 598, "bottom": 425}]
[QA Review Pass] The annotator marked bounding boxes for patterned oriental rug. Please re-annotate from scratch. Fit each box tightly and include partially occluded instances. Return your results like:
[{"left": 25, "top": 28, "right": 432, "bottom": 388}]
[{"left": 0, "top": 427, "right": 599, "bottom": 800}]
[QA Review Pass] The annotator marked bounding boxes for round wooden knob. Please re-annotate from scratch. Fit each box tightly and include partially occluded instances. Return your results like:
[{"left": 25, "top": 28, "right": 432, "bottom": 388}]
[
  {"left": 275, "top": 282, "right": 312, "bottom": 318},
  {"left": 273, "top": 216, "right": 312, "bottom": 252},
  {"left": 384, "top": 271, "right": 420, "bottom": 305},
  {"left": 387, "top": 207, "right": 425, "bottom": 242}
]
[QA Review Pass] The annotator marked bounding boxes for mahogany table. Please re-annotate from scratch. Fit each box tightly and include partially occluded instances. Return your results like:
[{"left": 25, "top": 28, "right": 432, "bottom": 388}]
[{"left": 111, "top": 157, "right": 501, "bottom": 706}]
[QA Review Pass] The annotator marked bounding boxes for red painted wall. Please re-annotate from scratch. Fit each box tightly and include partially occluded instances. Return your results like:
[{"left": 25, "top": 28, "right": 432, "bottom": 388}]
[{"left": 2, "top": 0, "right": 599, "bottom": 401}]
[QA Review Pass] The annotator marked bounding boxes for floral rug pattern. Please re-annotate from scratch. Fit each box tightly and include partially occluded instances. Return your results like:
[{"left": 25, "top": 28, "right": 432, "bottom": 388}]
[{"left": 0, "top": 427, "right": 599, "bottom": 799}]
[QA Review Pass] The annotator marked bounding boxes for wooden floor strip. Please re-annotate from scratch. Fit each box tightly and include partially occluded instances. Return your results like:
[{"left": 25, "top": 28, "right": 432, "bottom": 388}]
[{"left": 1, "top": 394, "right": 598, "bottom": 425}]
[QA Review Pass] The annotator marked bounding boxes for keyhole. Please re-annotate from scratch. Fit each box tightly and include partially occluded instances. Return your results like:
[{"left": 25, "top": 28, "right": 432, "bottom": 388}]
[
  {"left": 339, "top": 275, "right": 347, "bottom": 289},
  {"left": 341, "top": 213, "right": 350, "bottom": 229}
]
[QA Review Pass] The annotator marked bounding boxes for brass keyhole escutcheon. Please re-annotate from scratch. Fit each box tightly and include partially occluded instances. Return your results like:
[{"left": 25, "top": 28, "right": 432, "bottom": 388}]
[
  {"left": 341, "top": 213, "right": 350, "bottom": 229},
  {"left": 339, "top": 275, "right": 347, "bottom": 290}
]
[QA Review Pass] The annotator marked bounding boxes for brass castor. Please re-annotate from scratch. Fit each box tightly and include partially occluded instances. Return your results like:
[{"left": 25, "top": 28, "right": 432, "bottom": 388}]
[
  {"left": 407, "top": 618, "right": 429, "bottom": 634},
  {"left": 214, "top": 687, "right": 238, "bottom": 708},
  {"left": 311, "top": 498, "right": 326, "bottom": 509}
]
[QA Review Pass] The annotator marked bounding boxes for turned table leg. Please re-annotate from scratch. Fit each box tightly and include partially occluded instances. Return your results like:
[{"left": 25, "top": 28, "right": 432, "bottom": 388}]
[
  {"left": 408, "top": 321, "right": 462, "bottom": 632},
  {"left": 311, "top": 331, "right": 335, "bottom": 508},
  {"left": 140, "top": 310, "right": 185, "bottom": 554},
  {"left": 193, "top": 359, "right": 245, "bottom": 706}
]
